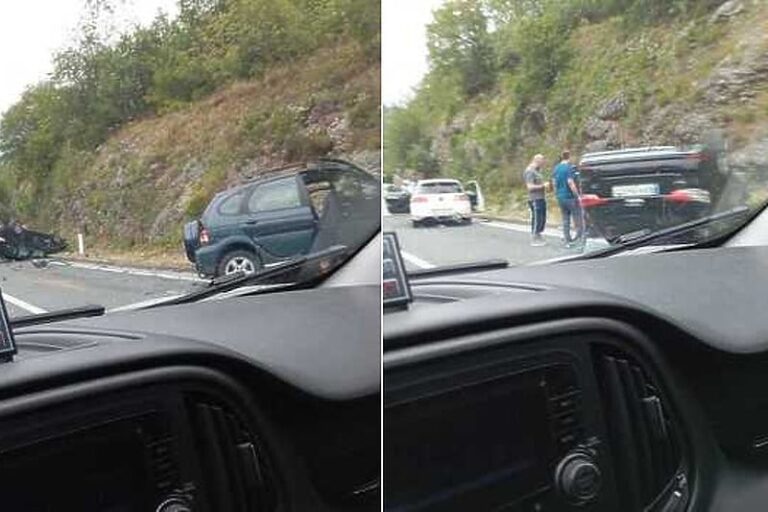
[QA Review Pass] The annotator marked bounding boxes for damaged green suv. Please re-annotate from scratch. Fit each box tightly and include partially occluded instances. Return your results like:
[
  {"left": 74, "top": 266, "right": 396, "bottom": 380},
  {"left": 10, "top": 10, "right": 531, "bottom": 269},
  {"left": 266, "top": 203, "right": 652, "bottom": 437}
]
[{"left": 184, "top": 159, "right": 380, "bottom": 277}]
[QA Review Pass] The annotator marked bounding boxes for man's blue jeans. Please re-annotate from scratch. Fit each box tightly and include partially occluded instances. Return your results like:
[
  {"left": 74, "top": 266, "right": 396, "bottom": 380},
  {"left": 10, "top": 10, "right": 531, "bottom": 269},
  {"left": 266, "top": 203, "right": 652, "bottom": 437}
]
[
  {"left": 528, "top": 199, "right": 546, "bottom": 235},
  {"left": 558, "top": 198, "right": 583, "bottom": 243}
]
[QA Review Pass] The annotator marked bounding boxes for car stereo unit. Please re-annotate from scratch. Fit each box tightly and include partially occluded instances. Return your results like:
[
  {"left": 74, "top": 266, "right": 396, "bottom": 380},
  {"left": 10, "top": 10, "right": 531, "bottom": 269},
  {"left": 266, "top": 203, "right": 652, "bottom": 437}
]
[{"left": 385, "top": 362, "right": 604, "bottom": 511}]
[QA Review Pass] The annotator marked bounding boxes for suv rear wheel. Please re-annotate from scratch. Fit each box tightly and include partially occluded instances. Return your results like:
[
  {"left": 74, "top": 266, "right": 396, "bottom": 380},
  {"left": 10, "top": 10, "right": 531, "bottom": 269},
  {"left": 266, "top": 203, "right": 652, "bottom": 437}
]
[{"left": 218, "top": 250, "right": 260, "bottom": 277}]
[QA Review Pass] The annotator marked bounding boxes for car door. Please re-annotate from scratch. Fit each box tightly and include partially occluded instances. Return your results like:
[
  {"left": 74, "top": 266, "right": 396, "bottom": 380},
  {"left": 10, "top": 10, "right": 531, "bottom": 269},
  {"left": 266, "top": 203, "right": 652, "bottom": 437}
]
[
  {"left": 325, "top": 168, "right": 381, "bottom": 249},
  {"left": 242, "top": 175, "right": 317, "bottom": 258},
  {"left": 464, "top": 180, "right": 485, "bottom": 212}
]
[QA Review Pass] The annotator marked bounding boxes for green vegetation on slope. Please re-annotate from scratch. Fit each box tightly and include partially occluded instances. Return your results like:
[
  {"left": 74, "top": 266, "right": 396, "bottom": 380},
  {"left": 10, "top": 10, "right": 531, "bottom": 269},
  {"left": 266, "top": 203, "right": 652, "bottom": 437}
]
[
  {"left": 0, "top": 0, "right": 380, "bottom": 250},
  {"left": 384, "top": 0, "right": 767, "bottom": 217}
]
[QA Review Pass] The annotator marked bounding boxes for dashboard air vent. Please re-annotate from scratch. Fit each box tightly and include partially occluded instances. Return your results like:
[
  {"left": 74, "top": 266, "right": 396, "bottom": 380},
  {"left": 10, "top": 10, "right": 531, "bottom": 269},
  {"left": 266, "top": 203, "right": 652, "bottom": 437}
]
[
  {"left": 594, "top": 348, "right": 688, "bottom": 511},
  {"left": 187, "top": 398, "right": 277, "bottom": 511},
  {"left": 147, "top": 435, "right": 179, "bottom": 495}
]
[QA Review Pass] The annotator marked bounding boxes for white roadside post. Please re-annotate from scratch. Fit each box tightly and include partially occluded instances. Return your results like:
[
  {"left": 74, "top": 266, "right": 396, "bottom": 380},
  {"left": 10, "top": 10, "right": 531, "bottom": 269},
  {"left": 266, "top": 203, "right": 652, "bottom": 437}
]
[{"left": 77, "top": 233, "right": 85, "bottom": 255}]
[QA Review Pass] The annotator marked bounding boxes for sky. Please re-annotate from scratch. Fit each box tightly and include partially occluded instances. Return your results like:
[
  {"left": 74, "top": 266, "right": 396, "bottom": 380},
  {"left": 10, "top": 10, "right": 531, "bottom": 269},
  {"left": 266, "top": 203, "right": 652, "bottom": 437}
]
[
  {"left": 0, "top": 0, "right": 178, "bottom": 116},
  {"left": 382, "top": 0, "right": 446, "bottom": 107}
]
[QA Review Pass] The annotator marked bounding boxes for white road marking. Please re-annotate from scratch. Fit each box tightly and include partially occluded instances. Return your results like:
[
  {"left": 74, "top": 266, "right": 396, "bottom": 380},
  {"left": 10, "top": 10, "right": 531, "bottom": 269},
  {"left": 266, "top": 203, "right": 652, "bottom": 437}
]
[
  {"left": 483, "top": 220, "right": 562, "bottom": 238},
  {"left": 3, "top": 293, "right": 47, "bottom": 314},
  {"left": 53, "top": 260, "right": 205, "bottom": 283},
  {"left": 400, "top": 251, "right": 436, "bottom": 269}
]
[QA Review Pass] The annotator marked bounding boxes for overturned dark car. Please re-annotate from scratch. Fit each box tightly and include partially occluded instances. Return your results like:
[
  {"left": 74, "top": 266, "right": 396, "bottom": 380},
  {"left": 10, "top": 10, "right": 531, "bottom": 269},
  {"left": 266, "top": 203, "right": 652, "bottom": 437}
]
[
  {"left": 578, "top": 145, "right": 730, "bottom": 242},
  {"left": 0, "top": 221, "right": 68, "bottom": 260}
]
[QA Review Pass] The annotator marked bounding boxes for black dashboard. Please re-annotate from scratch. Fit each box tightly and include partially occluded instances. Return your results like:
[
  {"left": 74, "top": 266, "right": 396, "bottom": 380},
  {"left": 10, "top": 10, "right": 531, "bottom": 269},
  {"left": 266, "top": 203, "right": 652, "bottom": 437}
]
[
  {"left": 384, "top": 246, "right": 768, "bottom": 512},
  {"left": 0, "top": 283, "right": 380, "bottom": 511}
]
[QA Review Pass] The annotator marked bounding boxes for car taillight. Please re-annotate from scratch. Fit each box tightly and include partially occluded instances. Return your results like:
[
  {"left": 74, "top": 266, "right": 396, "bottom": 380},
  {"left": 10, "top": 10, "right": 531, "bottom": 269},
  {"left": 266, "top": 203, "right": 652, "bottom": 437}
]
[
  {"left": 580, "top": 194, "right": 608, "bottom": 208},
  {"left": 665, "top": 188, "right": 711, "bottom": 204},
  {"left": 199, "top": 227, "right": 210, "bottom": 245},
  {"left": 411, "top": 195, "right": 428, "bottom": 203}
]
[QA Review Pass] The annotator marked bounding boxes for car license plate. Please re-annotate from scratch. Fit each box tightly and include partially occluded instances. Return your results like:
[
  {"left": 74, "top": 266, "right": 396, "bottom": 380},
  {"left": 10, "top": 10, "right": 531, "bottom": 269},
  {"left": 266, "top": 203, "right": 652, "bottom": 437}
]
[
  {"left": 434, "top": 209, "right": 453, "bottom": 216},
  {"left": 612, "top": 183, "right": 659, "bottom": 198}
]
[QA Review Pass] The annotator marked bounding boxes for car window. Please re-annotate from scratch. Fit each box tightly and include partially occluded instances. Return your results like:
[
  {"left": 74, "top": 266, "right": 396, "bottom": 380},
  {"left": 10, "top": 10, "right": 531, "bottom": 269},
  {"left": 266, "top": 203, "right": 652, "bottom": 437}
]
[
  {"left": 417, "top": 182, "right": 462, "bottom": 194},
  {"left": 361, "top": 176, "right": 381, "bottom": 200},
  {"left": 335, "top": 172, "right": 364, "bottom": 200},
  {"left": 247, "top": 177, "right": 302, "bottom": 213},
  {"left": 218, "top": 191, "right": 245, "bottom": 216},
  {"left": 305, "top": 181, "right": 333, "bottom": 216}
]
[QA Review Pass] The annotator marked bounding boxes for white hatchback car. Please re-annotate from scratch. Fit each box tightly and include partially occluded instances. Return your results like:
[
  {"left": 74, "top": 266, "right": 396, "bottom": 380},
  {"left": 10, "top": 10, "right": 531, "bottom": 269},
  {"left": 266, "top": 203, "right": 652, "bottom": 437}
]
[{"left": 410, "top": 179, "right": 472, "bottom": 226}]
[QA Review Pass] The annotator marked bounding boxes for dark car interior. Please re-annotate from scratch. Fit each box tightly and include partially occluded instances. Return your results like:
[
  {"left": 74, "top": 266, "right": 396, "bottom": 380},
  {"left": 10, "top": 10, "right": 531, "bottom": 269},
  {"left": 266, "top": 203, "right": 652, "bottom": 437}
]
[
  {"left": 384, "top": 240, "right": 768, "bottom": 511},
  {"left": 0, "top": 233, "right": 381, "bottom": 512}
]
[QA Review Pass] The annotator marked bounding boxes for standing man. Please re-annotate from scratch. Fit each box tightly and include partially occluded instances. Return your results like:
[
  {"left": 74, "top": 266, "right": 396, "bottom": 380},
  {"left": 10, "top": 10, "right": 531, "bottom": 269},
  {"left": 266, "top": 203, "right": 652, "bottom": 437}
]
[
  {"left": 523, "top": 154, "right": 549, "bottom": 246},
  {"left": 553, "top": 150, "right": 583, "bottom": 247}
]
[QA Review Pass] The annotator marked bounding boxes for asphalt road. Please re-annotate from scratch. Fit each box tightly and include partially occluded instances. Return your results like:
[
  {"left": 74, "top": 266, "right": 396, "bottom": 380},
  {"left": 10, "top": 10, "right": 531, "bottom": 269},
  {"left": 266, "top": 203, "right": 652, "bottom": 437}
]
[
  {"left": 384, "top": 214, "right": 609, "bottom": 270},
  {"left": 0, "top": 216, "right": 606, "bottom": 318},
  {"left": 0, "top": 259, "right": 207, "bottom": 318}
]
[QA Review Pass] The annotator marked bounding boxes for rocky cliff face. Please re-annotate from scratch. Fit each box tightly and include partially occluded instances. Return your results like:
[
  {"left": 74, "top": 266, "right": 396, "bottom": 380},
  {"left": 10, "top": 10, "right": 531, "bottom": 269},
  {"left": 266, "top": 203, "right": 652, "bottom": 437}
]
[
  {"left": 42, "top": 42, "right": 380, "bottom": 250},
  {"left": 579, "top": 0, "right": 768, "bottom": 171},
  {"left": 424, "top": 0, "right": 768, "bottom": 211}
]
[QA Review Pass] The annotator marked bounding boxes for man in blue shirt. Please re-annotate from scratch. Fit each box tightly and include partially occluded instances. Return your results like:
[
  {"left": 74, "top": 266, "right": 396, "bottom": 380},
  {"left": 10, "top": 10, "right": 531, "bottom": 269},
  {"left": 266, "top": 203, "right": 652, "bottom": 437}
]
[{"left": 553, "top": 150, "right": 584, "bottom": 247}]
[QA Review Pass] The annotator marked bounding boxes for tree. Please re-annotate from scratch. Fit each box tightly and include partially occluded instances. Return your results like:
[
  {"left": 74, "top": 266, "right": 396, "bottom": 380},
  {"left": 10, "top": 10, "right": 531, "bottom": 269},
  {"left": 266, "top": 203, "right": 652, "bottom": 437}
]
[
  {"left": 0, "top": 0, "right": 380, "bottom": 218},
  {"left": 427, "top": 0, "right": 495, "bottom": 98},
  {"left": 384, "top": 106, "right": 438, "bottom": 177}
]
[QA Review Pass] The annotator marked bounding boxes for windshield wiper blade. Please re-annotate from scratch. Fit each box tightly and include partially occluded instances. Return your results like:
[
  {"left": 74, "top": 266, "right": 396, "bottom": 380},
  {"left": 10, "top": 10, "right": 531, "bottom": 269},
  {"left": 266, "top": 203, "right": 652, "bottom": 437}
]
[
  {"left": 407, "top": 259, "right": 509, "bottom": 279},
  {"left": 11, "top": 304, "right": 105, "bottom": 328},
  {"left": 571, "top": 205, "right": 751, "bottom": 261},
  {"left": 145, "top": 244, "right": 349, "bottom": 308}
]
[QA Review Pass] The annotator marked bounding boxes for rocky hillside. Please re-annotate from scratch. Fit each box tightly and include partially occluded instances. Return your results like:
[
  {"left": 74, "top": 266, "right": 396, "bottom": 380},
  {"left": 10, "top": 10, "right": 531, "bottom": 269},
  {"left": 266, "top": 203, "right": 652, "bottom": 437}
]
[
  {"left": 384, "top": 0, "right": 768, "bottom": 217},
  {"left": 45, "top": 41, "right": 380, "bottom": 250},
  {"left": 0, "top": 0, "right": 380, "bottom": 254}
]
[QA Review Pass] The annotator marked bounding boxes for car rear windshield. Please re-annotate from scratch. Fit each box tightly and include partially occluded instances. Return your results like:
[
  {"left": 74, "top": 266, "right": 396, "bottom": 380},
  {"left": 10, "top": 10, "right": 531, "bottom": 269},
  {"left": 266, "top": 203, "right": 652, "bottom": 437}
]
[{"left": 417, "top": 182, "right": 462, "bottom": 194}]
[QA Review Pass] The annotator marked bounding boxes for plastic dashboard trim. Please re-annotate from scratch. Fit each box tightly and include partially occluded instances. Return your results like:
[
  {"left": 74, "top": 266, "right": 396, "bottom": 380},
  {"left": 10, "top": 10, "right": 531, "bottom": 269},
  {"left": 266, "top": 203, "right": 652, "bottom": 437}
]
[
  {"left": 0, "top": 364, "right": 334, "bottom": 511},
  {"left": 384, "top": 316, "right": 722, "bottom": 512}
]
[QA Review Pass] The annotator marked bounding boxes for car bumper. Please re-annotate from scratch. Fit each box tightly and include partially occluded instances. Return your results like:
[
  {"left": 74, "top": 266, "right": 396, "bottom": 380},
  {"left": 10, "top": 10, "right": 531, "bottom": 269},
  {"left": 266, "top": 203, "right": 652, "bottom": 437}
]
[
  {"left": 410, "top": 203, "right": 471, "bottom": 221},
  {"left": 193, "top": 244, "right": 223, "bottom": 277},
  {"left": 584, "top": 199, "right": 710, "bottom": 240}
]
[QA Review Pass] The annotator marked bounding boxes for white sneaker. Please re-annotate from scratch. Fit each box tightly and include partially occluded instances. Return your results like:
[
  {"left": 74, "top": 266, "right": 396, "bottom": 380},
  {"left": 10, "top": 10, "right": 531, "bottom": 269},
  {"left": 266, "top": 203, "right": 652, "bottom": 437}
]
[{"left": 531, "top": 236, "right": 546, "bottom": 247}]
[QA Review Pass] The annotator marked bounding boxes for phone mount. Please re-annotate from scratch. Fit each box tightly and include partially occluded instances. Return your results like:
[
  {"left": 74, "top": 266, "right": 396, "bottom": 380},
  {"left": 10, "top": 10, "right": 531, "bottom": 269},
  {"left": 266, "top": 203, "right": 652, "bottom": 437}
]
[{"left": 383, "top": 232, "right": 412, "bottom": 310}]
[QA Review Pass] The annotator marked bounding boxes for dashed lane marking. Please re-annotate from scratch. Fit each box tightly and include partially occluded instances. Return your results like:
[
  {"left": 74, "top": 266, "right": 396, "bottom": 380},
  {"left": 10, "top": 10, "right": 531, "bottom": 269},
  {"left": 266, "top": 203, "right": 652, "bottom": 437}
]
[{"left": 482, "top": 220, "right": 562, "bottom": 238}]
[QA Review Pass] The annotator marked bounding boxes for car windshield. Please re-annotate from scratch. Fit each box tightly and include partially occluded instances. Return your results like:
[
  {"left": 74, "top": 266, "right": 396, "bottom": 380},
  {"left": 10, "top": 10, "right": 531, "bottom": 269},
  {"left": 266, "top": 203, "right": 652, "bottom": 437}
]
[
  {"left": 0, "top": 0, "right": 381, "bottom": 318},
  {"left": 382, "top": 0, "right": 767, "bottom": 271}
]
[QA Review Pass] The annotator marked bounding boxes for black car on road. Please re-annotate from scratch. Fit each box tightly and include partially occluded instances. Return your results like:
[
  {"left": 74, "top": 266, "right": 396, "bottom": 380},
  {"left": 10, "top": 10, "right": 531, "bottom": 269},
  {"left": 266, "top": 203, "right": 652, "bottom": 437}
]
[
  {"left": 0, "top": 221, "right": 67, "bottom": 260},
  {"left": 384, "top": 184, "right": 410, "bottom": 214},
  {"left": 578, "top": 146, "right": 728, "bottom": 242},
  {"left": 184, "top": 159, "right": 380, "bottom": 277}
]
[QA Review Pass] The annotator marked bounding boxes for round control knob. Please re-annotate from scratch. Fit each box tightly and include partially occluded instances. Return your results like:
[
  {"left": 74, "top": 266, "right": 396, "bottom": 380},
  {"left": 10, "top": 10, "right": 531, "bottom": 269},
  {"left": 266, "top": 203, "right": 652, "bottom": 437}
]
[{"left": 555, "top": 451, "right": 601, "bottom": 504}]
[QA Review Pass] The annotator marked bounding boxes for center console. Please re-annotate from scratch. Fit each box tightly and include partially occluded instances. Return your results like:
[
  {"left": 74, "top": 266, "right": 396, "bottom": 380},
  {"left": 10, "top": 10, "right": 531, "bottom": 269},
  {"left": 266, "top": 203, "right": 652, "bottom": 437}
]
[
  {"left": 385, "top": 350, "right": 611, "bottom": 511},
  {"left": 384, "top": 326, "right": 689, "bottom": 512}
]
